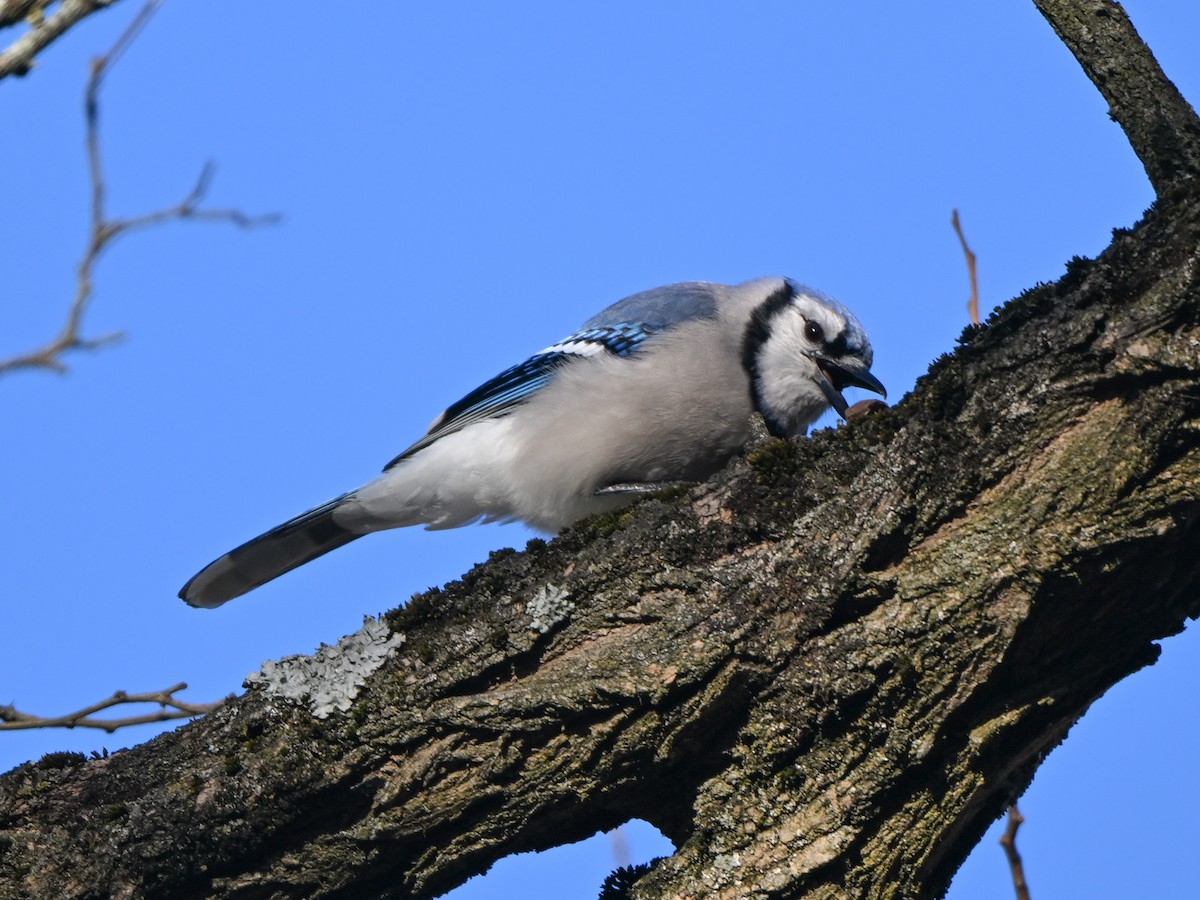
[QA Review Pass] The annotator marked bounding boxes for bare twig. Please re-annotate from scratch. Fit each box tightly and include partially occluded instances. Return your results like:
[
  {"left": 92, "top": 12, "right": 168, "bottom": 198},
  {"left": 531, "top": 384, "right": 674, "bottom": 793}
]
[
  {"left": 0, "top": 0, "right": 279, "bottom": 379},
  {"left": 999, "top": 803, "right": 1032, "bottom": 900},
  {"left": 0, "top": 0, "right": 126, "bottom": 79},
  {"left": 951, "top": 208, "right": 980, "bottom": 325},
  {"left": 0, "top": 682, "right": 226, "bottom": 732}
]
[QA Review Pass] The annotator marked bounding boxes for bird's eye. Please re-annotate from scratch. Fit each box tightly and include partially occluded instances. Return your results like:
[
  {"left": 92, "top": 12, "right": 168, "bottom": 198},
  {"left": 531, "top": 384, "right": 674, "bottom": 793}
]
[{"left": 804, "top": 320, "right": 824, "bottom": 344}]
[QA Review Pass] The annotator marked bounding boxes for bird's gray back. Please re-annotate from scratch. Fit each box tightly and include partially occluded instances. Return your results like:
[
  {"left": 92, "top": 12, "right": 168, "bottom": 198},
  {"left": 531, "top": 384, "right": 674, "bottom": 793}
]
[{"left": 582, "top": 281, "right": 723, "bottom": 331}]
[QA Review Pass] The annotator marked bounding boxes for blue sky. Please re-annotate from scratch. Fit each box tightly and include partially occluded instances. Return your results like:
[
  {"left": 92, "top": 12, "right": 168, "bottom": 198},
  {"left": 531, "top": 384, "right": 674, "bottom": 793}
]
[{"left": 3, "top": 2, "right": 1198, "bottom": 897}]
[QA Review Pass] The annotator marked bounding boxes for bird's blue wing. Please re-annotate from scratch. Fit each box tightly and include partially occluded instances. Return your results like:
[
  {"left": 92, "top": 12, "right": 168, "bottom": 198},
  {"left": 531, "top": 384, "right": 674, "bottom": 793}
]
[
  {"left": 384, "top": 283, "right": 723, "bottom": 469},
  {"left": 383, "top": 322, "right": 654, "bottom": 468}
]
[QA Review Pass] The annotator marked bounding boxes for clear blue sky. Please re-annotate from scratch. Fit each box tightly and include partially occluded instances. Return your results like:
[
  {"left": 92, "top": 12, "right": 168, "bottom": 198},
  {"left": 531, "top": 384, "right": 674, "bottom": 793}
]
[{"left": 3, "top": 2, "right": 1198, "bottom": 897}]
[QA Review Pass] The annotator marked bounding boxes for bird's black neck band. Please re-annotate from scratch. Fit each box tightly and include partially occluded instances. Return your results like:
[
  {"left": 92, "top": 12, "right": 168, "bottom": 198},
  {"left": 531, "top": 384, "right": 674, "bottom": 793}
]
[{"left": 741, "top": 282, "right": 795, "bottom": 438}]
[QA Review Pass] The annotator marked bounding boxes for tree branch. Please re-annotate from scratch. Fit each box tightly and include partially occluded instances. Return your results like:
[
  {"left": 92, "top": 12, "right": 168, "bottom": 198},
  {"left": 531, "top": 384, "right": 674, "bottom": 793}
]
[
  {"left": 2, "top": 3, "right": 1199, "bottom": 898},
  {"left": 0, "top": 683, "right": 226, "bottom": 733},
  {"left": 0, "top": 0, "right": 125, "bottom": 80},
  {"left": 0, "top": 1, "right": 46, "bottom": 30},
  {"left": 2, "top": 184, "right": 1199, "bottom": 896},
  {"left": 1032, "top": 0, "right": 1200, "bottom": 197},
  {"left": 0, "top": 0, "right": 278, "bottom": 379},
  {"left": 1000, "top": 805, "right": 1032, "bottom": 900},
  {"left": 952, "top": 208, "right": 981, "bottom": 325}
]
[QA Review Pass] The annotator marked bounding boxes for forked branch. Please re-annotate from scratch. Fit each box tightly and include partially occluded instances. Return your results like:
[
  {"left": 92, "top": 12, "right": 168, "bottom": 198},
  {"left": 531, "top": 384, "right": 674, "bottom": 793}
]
[
  {"left": 0, "top": 683, "right": 226, "bottom": 733},
  {"left": 0, "top": 0, "right": 278, "bottom": 379}
]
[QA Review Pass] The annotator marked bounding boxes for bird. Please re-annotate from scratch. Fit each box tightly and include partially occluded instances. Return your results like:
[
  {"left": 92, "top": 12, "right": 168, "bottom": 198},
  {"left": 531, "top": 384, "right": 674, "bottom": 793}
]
[{"left": 180, "top": 276, "right": 885, "bottom": 608}]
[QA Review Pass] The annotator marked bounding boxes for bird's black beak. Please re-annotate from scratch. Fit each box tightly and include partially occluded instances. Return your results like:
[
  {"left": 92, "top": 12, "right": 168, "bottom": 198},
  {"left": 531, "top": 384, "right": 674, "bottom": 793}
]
[{"left": 816, "top": 361, "right": 887, "bottom": 419}]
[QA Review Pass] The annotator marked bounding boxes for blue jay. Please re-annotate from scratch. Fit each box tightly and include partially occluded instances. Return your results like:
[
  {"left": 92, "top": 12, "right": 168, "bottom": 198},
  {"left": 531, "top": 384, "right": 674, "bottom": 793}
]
[{"left": 180, "top": 277, "right": 884, "bottom": 607}]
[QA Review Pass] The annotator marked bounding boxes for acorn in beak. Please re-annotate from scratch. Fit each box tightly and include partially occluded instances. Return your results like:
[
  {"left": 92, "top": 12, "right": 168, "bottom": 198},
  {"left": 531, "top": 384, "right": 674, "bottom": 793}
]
[{"left": 816, "top": 361, "right": 887, "bottom": 419}]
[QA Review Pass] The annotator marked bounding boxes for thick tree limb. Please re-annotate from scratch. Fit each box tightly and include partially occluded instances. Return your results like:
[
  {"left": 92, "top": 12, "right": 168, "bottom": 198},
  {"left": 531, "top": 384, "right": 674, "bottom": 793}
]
[
  {"left": 2, "top": 186, "right": 1197, "bottom": 900},
  {"left": 1033, "top": 0, "right": 1200, "bottom": 196},
  {"left": 2, "top": 2, "right": 1199, "bottom": 898}
]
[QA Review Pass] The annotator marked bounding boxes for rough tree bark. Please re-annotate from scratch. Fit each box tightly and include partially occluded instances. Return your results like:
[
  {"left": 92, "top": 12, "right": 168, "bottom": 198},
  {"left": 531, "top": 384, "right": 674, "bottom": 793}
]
[{"left": 2, "top": 2, "right": 1198, "bottom": 898}]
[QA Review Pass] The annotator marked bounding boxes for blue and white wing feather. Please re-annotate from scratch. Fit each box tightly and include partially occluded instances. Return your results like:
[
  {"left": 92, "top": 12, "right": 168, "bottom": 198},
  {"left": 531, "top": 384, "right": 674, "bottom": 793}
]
[
  {"left": 386, "top": 283, "right": 724, "bottom": 465},
  {"left": 386, "top": 322, "right": 657, "bottom": 465}
]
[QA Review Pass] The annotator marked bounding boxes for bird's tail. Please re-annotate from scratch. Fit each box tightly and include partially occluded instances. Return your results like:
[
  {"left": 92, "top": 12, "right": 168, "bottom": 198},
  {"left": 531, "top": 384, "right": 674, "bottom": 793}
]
[{"left": 179, "top": 493, "right": 362, "bottom": 608}]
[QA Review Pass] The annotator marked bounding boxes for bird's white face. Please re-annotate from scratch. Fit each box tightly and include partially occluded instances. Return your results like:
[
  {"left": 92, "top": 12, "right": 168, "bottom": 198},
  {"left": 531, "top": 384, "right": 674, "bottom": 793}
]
[{"left": 745, "top": 286, "right": 884, "bottom": 437}]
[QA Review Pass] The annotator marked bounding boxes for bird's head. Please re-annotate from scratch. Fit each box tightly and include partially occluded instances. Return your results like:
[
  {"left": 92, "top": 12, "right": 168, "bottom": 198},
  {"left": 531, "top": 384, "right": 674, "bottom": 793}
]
[{"left": 742, "top": 280, "right": 886, "bottom": 437}]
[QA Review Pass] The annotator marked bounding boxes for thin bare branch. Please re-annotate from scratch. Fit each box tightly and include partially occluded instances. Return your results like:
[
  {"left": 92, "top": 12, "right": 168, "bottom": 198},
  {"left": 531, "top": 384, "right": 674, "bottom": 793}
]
[
  {"left": 106, "top": 161, "right": 282, "bottom": 239},
  {"left": 0, "top": 683, "right": 226, "bottom": 733},
  {"left": 0, "top": 0, "right": 277, "bottom": 380},
  {"left": 0, "top": 0, "right": 126, "bottom": 80},
  {"left": 952, "top": 208, "right": 980, "bottom": 325},
  {"left": 999, "top": 804, "right": 1033, "bottom": 900}
]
